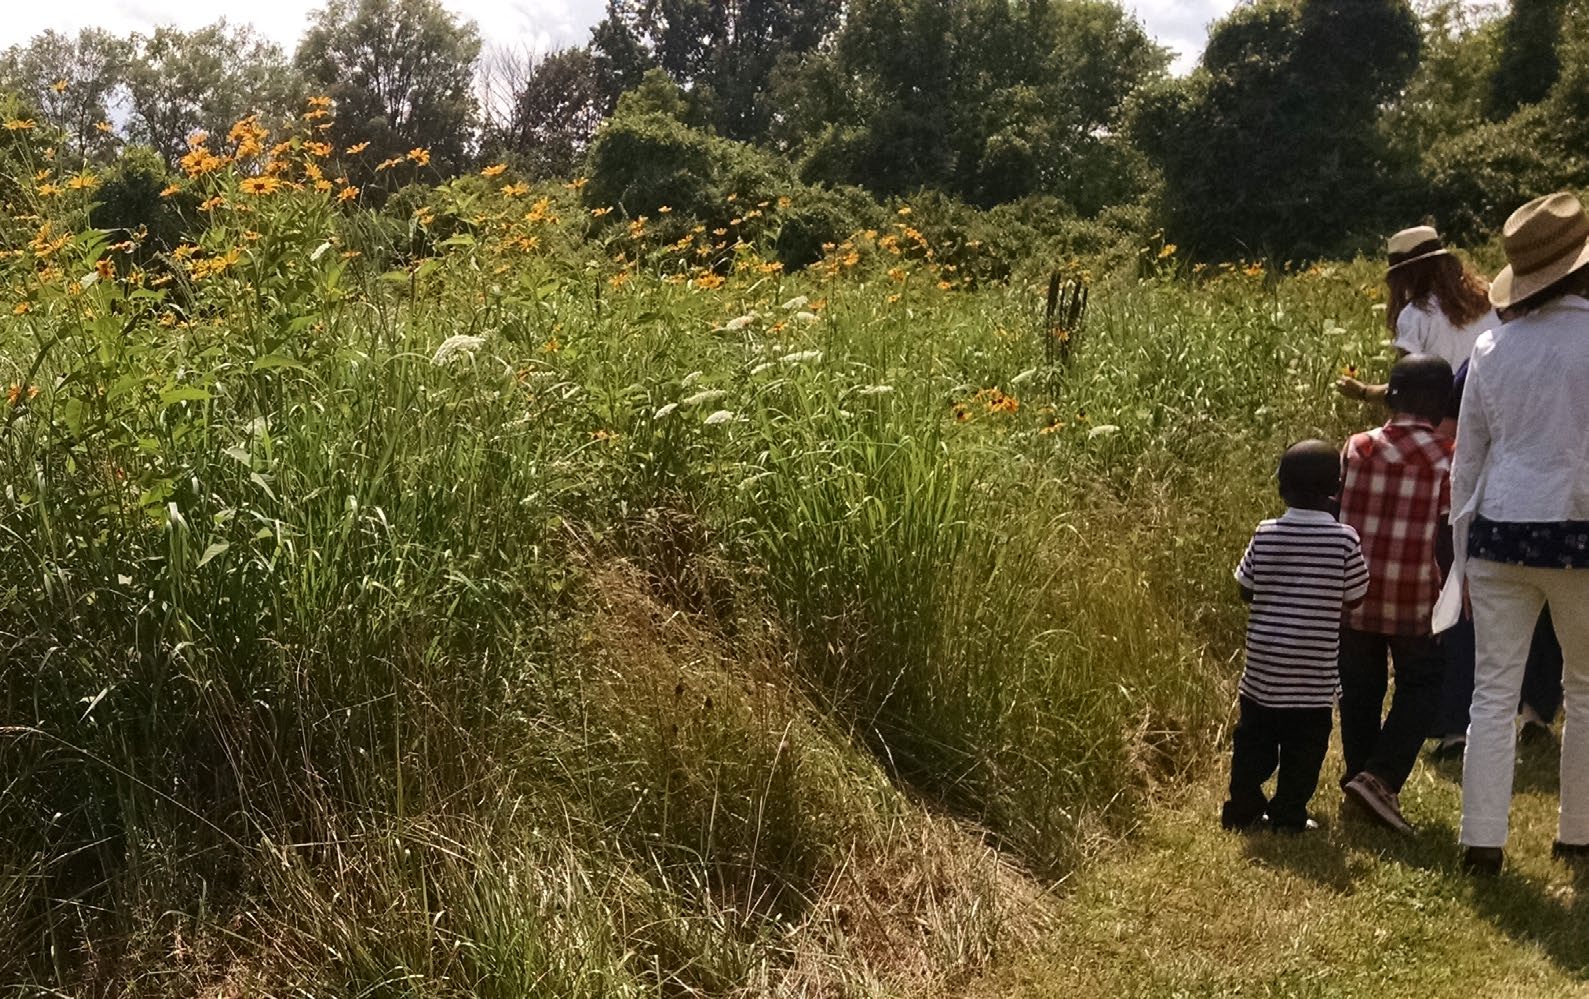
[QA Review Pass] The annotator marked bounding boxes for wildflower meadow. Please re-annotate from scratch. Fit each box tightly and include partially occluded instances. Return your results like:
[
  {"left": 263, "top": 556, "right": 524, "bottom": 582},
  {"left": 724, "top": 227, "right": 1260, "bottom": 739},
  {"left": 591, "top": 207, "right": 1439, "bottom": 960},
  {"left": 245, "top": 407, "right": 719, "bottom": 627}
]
[{"left": 2, "top": 97, "right": 1410, "bottom": 993}]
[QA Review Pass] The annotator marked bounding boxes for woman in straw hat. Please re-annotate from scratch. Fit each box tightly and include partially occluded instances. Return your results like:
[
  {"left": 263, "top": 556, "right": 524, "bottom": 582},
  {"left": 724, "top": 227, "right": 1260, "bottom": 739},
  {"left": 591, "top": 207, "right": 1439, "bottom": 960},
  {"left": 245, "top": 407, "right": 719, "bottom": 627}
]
[
  {"left": 1338, "top": 226, "right": 1563, "bottom": 764},
  {"left": 1440, "top": 192, "right": 1589, "bottom": 874},
  {"left": 1337, "top": 225, "right": 1497, "bottom": 403}
]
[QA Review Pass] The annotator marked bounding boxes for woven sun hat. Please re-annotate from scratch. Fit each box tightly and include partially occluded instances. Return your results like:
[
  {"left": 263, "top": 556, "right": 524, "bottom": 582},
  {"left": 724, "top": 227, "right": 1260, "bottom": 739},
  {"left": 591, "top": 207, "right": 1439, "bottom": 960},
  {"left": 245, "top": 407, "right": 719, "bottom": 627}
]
[
  {"left": 1386, "top": 225, "right": 1450, "bottom": 272},
  {"left": 1489, "top": 192, "right": 1589, "bottom": 310}
]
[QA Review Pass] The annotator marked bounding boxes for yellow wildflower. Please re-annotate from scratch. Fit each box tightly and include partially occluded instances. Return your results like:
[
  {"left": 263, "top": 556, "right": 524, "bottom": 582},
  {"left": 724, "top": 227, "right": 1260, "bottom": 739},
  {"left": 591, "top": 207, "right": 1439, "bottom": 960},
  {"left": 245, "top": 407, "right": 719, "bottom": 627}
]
[
  {"left": 407, "top": 147, "right": 431, "bottom": 166},
  {"left": 481, "top": 163, "right": 507, "bottom": 177},
  {"left": 50, "top": 79, "right": 67, "bottom": 93},
  {"left": 95, "top": 121, "right": 114, "bottom": 135},
  {"left": 4, "top": 119, "right": 36, "bottom": 131},
  {"left": 37, "top": 183, "right": 61, "bottom": 197},
  {"left": 346, "top": 141, "right": 370, "bottom": 154},
  {"left": 66, "top": 172, "right": 99, "bottom": 191},
  {"left": 239, "top": 176, "right": 282, "bottom": 196},
  {"left": 159, "top": 184, "right": 181, "bottom": 198},
  {"left": 13, "top": 302, "right": 31, "bottom": 315},
  {"left": 337, "top": 185, "right": 359, "bottom": 203},
  {"left": 500, "top": 182, "right": 530, "bottom": 197}
]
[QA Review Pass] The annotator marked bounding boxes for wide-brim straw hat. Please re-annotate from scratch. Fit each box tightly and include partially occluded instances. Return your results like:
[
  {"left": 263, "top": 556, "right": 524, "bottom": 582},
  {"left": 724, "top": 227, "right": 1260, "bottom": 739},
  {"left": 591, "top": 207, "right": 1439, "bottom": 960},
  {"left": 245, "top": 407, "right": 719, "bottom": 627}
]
[
  {"left": 1386, "top": 225, "right": 1450, "bottom": 272},
  {"left": 1490, "top": 192, "right": 1589, "bottom": 310}
]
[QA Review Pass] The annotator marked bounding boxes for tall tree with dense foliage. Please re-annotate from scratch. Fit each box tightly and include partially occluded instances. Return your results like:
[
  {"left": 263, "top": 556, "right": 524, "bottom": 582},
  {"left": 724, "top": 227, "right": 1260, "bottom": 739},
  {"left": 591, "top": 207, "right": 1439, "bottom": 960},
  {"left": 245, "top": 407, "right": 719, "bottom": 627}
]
[
  {"left": 588, "top": 0, "right": 843, "bottom": 139},
  {"left": 0, "top": 28, "right": 129, "bottom": 163},
  {"left": 1486, "top": 0, "right": 1568, "bottom": 118},
  {"left": 125, "top": 22, "right": 303, "bottom": 169},
  {"left": 783, "top": 0, "right": 1164, "bottom": 210},
  {"left": 1133, "top": 0, "right": 1421, "bottom": 259},
  {"left": 295, "top": 0, "right": 481, "bottom": 184}
]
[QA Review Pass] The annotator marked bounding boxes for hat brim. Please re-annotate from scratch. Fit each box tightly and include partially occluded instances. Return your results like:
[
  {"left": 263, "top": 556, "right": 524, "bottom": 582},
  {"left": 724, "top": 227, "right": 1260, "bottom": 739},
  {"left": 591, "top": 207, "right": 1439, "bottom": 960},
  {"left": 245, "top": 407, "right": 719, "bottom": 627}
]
[
  {"left": 1491, "top": 238, "right": 1589, "bottom": 310},
  {"left": 1386, "top": 247, "right": 1451, "bottom": 273}
]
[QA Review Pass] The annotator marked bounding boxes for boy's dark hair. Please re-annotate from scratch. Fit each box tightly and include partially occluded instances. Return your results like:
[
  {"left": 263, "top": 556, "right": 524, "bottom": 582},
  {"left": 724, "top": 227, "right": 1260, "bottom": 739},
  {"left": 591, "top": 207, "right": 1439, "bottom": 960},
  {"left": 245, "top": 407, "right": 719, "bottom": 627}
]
[
  {"left": 1278, "top": 440, "right": 1341, "bottom": 509},
  {"left": 1386, "top": 353, "right": 1454, "bottom": 422}
]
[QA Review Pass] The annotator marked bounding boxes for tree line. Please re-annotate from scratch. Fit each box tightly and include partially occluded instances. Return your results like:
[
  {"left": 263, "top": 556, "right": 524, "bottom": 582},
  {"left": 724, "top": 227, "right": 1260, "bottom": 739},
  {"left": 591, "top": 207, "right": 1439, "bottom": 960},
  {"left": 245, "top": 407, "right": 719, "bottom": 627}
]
[{"left": 3, "top": 0, "right": 1585, "bottom": 261}]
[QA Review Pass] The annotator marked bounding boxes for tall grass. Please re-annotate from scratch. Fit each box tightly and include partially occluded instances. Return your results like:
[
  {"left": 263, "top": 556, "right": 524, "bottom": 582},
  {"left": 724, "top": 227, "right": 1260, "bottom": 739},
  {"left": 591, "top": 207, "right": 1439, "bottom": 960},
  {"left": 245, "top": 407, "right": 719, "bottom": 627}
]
[{"left": 1, "top": 116, "right": 1395, "bottom": 992}]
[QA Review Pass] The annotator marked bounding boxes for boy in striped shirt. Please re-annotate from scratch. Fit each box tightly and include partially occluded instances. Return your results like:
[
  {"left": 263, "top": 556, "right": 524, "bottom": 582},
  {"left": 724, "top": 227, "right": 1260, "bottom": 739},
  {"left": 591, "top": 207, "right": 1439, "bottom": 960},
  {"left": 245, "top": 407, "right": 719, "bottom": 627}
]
[{"left": 1223, "top": 441, "right": 1370, "bottom": 833}]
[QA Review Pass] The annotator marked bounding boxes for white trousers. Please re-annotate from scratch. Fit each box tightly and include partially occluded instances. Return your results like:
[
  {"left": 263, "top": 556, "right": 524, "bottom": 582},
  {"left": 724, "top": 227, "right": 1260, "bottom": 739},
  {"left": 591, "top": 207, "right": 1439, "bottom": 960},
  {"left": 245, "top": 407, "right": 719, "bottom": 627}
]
[{"left": 1461, "top": 558, "right": 1589, "bottom": 848}]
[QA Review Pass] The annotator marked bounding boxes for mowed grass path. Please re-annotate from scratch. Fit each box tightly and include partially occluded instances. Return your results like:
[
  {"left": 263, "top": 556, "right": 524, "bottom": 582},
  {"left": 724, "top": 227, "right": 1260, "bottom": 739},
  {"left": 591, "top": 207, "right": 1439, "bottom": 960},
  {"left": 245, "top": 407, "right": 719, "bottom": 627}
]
[{"left": 977, "top": 725, "right": 1589, "bottom": 998}]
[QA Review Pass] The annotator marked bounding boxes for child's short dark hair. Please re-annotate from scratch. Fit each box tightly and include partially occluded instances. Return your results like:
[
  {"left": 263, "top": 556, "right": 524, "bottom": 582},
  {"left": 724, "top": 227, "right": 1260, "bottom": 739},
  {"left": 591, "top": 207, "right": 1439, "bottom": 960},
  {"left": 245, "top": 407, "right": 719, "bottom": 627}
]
[
  {"left": 1386, "top": 353, "right": 1455, "bottom": 422},
  {"left": 1278, "top": 440, "right": 1341, "bottom": 508}
]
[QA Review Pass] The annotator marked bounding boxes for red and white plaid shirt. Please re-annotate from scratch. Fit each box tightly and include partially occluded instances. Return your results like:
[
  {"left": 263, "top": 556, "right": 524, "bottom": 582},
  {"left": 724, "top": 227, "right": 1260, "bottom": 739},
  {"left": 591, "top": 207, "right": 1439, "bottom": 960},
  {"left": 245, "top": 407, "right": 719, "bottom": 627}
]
[{"left": 1339, "top": 417, "right": 1453, "bottom": 635}]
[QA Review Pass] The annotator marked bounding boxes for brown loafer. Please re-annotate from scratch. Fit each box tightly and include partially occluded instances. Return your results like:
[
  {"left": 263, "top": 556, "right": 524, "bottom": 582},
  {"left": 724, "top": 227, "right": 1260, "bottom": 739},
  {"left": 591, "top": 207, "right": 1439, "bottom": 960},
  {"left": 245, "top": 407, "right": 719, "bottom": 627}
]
[{"left": 1463, "top": 846, "right": 1504, "bottom": 875}]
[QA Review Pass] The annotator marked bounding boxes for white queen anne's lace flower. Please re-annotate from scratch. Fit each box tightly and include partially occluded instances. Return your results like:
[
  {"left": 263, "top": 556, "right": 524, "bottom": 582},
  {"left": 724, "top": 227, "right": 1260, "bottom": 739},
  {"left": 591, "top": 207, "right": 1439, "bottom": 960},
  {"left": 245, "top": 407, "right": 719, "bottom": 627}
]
[{"left": 431, "top": 334, "right": 486, "bottom": 365}]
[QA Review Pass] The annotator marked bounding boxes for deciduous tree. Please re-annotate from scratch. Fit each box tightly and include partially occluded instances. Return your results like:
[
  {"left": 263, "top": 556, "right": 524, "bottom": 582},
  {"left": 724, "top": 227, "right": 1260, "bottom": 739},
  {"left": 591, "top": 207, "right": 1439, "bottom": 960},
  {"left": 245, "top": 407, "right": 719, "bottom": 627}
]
[
  {"left": 125, "top": 22, "right": 302, "bottom": 168},
  {"left": 1133, "top": 0, "right": 1421, "bottom": 259},
  {"left": 0, "top": 28, "right": 129, "bottom": 163},
  {"left": 295, "top": 0, "right": 481, "bottom": 184}
]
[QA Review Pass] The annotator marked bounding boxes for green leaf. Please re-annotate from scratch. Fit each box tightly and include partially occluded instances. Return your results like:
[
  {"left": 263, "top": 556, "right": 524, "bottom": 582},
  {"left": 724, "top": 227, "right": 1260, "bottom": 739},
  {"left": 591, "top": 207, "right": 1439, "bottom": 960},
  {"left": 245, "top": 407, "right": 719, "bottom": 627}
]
[
  {"left": 160, "top": 387, "right": 211, "bottom": 405},
  {"left": 195, "top": 542, "right": 229, "bottom": 569}
]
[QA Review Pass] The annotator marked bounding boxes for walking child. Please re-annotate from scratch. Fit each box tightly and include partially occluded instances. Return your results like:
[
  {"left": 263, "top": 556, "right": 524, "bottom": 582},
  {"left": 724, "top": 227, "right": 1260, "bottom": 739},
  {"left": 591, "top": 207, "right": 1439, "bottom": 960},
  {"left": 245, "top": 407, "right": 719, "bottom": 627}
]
[
  {"left": 1337, "top": 354, "right": 1455, "bottom": 833},
  {"left": 1224, "top": 441, "right": 1370, "bottom": 833}
]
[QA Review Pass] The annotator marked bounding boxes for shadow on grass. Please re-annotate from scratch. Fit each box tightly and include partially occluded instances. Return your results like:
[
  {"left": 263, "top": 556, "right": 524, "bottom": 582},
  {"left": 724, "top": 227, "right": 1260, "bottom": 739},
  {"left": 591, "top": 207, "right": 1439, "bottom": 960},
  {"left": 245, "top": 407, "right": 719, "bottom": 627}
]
[
  {"left": 1241, "top": 819, "right": 1357, "bottom": 892},
  {"left": 1463, "top": 862, "right": 1589, "bottom": 979}
]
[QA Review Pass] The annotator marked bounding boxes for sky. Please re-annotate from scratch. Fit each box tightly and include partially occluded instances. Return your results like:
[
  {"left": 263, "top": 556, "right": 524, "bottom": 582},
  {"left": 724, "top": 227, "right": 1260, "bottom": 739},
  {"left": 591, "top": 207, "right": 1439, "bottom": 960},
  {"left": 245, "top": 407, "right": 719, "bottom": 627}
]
[{"left": 0, "top": 1, "right": 1238, "bottom": 74}]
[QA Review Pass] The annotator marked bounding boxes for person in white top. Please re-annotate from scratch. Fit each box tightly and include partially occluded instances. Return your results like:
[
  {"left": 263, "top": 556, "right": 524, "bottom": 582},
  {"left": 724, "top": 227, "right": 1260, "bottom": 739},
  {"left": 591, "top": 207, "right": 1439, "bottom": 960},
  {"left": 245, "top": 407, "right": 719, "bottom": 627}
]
[
  {"left": 1337, "top": 225, "right": 1498, "bottom": 403},
  {"left": 1440, "top": 192, "right": 1589, "bottom": 874}
]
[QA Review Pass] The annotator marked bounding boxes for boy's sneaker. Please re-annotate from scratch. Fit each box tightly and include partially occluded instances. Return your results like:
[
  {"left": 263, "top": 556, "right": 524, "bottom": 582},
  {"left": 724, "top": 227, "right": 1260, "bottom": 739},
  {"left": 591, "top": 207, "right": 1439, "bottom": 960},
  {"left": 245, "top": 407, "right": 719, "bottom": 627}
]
[
  {"left": 1344, "top": 772, "right": 1414, "bottom": 835},
  {"left": 1429, "top": 735, "right": 1466, "bottom": 762}
]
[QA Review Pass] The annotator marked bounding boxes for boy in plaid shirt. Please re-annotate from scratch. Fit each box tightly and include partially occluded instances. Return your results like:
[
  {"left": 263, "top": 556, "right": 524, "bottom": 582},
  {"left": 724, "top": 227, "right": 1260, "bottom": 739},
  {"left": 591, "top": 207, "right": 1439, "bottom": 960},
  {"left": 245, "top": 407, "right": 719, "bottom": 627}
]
[{"left": 1338, "top": 353, "right": 1456, "bottom": 833}]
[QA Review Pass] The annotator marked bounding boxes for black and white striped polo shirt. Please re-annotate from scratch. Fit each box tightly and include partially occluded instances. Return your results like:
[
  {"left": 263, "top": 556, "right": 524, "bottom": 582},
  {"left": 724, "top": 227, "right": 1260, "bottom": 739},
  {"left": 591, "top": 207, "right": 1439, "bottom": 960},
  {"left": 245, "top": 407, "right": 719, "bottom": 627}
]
[{"left": 1235, "top": 508, "right": 1370, "bottom": 709}]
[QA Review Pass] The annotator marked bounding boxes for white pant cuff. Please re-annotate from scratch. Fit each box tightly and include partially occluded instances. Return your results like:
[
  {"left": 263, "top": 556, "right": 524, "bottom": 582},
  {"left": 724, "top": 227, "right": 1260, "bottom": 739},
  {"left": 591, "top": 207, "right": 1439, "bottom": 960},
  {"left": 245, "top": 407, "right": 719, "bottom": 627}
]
[
  {"left": 1460, "top": 818, "right": 1509, "bottom": 849},
  {"left": 1560, "top": 811, "right": 1589, "bottom": 845}
]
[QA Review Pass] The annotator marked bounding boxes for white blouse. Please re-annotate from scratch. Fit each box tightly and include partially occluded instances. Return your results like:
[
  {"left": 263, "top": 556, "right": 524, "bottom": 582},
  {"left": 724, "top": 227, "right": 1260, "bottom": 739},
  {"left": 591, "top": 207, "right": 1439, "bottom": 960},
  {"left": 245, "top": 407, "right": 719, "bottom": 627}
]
[
  {"left": 1393, "top": 297, "right": 1498, "bottom": 370},
  {"left": 1435, "top": 295, "right": 1589, "bottom": 630}
]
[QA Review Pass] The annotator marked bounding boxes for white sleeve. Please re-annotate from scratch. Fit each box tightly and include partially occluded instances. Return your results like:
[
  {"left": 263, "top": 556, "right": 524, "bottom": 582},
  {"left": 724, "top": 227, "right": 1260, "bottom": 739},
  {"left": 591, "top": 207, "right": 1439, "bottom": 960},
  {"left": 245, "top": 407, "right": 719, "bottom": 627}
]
[
  {"left": 1451, "top": 352, "right": 1491, "bottom": 521},
  {"left": 1392, "top": 306, "right": 1427, "bottom": 355}
]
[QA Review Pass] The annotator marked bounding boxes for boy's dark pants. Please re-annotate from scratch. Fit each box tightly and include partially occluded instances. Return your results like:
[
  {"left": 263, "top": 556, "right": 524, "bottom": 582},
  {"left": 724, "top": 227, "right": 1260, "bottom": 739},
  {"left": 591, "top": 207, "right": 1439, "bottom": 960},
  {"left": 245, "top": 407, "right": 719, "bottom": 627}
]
[
  {"left": 1223, "top": 696, "right": 1332, "bottom": 831},
  {"left": 1339, "top": 627, "right": 1444, "bottom": 792}
]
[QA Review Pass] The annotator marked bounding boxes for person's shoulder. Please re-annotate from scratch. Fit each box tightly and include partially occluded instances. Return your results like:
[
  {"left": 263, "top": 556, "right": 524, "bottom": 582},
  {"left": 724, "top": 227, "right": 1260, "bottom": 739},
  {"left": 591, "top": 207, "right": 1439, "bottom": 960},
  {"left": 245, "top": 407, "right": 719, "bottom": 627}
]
[{"left": 1399, "top": 298, "right": 1438, "bottom": 326}]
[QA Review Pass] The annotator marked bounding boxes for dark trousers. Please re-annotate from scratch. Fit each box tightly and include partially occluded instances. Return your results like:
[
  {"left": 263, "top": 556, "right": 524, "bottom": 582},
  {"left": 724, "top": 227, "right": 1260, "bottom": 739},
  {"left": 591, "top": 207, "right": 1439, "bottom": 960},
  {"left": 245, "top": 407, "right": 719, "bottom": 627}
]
[
  {"left": 1223, "top": 696, "right": 1332, "bottom": 831},
  {"left": 1434, "top": 609, "right": 1564, "bottom": 737},
  {"left": 1339, "top": 628, "right": 1444, "bottom": 792}
]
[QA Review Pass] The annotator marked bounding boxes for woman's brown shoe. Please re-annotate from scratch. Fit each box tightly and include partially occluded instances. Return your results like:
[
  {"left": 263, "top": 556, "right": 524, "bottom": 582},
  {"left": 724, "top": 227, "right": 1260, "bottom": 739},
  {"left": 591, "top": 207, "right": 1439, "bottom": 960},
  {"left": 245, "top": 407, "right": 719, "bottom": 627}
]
[
  {"left": 1462, "top": 846, "right": 1504, "bottom": 875},
  {"left": 1552, "top": 841, "right": 1589, "bottom": 862}
]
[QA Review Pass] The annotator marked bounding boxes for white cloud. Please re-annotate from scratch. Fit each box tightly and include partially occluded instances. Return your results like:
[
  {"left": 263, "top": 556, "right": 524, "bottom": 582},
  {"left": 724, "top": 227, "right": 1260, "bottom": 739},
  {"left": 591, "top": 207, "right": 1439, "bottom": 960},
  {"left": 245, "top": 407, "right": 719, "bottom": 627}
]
[
  {"left": 1128, "top": 0, "right": 1238, "bottom": 73},
  {"left": 0, "top": 0, "right": 1233, "bottom": 71}
]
